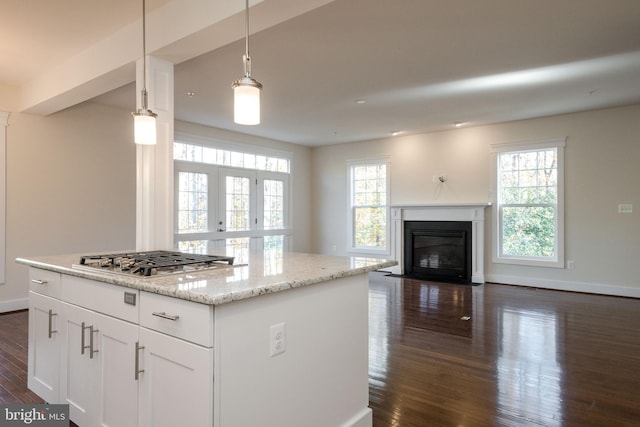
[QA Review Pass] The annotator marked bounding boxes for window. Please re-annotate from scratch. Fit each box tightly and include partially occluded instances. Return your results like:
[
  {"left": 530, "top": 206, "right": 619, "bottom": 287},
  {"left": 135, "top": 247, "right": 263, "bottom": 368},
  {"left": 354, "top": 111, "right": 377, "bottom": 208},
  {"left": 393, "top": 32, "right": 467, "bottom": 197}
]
[
  {"left": 492, "top": 138, "right": 565, "bottom": 267},
  {"left": 174, "top": 140, "right": 291, "bottom": 253},
  {"left": 263, "top": 179, "right": 284, "bottom": 230},
  {"left": 174, "top": 141, "right": 290, "bottom": 172},
  {"left": 225, "top": 175, "right": 251, "bottom": 232},
  {"left": 177, "top": 172, "right": 208, "bottom": 233},
  {"left": 348, "top": 159, "right": 390, "bottom": 254}
]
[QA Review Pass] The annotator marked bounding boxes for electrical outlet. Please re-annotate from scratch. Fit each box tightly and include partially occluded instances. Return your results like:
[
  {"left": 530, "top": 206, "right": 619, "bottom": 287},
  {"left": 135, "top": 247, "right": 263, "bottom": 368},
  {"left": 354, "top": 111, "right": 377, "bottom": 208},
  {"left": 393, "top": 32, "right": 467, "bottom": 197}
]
[
  {"left": 269, "top": 322, "right": 286, "bottom": 357},
  {"left": 618, "top": 204, "right": 633, "bottom": 214},
  {"left": 567, "top": 260, "right": 575, "bottom": 270}
]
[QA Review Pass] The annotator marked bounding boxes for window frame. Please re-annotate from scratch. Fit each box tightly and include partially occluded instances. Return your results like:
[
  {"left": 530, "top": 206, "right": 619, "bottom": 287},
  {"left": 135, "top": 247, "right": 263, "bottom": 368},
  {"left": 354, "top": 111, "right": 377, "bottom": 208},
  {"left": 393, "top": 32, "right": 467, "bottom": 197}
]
[
  {"left": 347, "top": 157, "right": 391, "bottom": 256},
  {"left": 491, "top": 138, "right": 565, "bottom": 268},
  {"left": 173, "top": 134, "right": 292, "bottom": 252}
]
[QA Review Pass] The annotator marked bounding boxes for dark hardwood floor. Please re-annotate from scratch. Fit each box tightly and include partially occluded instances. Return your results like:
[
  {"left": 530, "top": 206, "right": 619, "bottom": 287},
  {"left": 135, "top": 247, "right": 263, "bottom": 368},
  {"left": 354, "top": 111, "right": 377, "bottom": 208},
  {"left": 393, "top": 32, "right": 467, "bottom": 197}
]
[
  {"left": 2, "top": 275, "right": 639, "bottom": 426},
  {"left": 368, "top": 272, "right": 640, "bottom": 426},
  {"left": 0, "top": 309, "right": 42, "bottom": 405}
]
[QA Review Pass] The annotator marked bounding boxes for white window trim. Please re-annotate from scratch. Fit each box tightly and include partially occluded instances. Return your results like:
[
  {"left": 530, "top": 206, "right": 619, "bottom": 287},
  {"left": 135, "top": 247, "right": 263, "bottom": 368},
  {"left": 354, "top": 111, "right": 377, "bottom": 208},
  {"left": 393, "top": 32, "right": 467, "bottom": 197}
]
[
  {"left": 173, "top": 132, "right": 293, "bottom": 251},
  {"left": 490, "top": 138, "right": 566, "bottom": 268},
  {"left": 175, "top": 130, "right": 293, "bottom": 163},
  {"left": 346, "top": 157, "right": 391, "bottom": 256},
  {"left": 174, "top": 163, "right": 293, "bottom": 238},
  {"left": 0, "top": 112, "right": 8, "bottom": 284}
]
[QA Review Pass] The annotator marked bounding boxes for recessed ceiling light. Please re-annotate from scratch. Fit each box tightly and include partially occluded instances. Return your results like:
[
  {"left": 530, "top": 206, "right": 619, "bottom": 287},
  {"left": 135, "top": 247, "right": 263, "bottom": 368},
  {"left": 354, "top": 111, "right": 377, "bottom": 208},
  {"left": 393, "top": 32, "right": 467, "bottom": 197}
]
[
  {"left": 355, "top": 99, "right": 367, "bottom": 104},
  {"left": 454, "top": 121, "right": 463, "bottom": 127},
  {"left": 391, "top": 131, "right": 402, "bottom": 136}
]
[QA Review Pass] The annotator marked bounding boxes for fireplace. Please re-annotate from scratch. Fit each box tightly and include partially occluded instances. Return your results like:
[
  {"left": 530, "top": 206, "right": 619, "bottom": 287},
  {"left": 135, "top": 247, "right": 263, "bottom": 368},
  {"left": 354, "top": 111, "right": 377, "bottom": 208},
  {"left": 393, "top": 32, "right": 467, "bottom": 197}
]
[
  {"left": 389, "top": 203, "right": 489, "bottom": 283},
  {"left": 404, "top": 221, "right": 472, "bottom": 283}
]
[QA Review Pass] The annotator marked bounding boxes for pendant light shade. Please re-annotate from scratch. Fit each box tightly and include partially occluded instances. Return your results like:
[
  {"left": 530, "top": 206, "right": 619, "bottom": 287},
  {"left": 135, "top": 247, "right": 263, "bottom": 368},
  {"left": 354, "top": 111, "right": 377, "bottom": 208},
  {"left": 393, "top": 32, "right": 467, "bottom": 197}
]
[
  {"left": 232, "top": 0, "right": 262, "bottom": 125},
  {"left": 233, "top": 75, "right": 262, "bottom": 125},
  {"left": 132, "top": 0, "right": 157, "bottom": 144},
  {"left": 133, "top": 108, "right": 158, "bottom": 145}
]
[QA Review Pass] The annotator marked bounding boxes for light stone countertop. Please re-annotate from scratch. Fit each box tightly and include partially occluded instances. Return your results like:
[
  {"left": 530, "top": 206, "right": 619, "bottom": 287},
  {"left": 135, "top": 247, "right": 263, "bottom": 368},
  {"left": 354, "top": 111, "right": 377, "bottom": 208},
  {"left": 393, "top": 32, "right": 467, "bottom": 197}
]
[{"left": 17, "top": 251, "right": 397, "bottom": 306}]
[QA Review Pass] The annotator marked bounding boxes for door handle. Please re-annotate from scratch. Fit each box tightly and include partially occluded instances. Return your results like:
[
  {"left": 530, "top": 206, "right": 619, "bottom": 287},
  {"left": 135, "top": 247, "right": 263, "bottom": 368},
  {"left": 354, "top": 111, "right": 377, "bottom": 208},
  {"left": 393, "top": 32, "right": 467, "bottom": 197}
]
[
  {"left": 48, "top": 309, "right": 58, "bottom": 339},
  {"left": 89, "top": 325, "right": 99, "bottom": 359},
  {"left": 152, "top": 311, "right": 180, "bottom": 321},
  {"left": 135, "top": 341, "right": 145, "bottom": 380},
  {"left": 81, "top": 322, "right": 99, "bottom": 358},
  {"left": 81, "top": 322, "right": 89, "bottom": 355}
]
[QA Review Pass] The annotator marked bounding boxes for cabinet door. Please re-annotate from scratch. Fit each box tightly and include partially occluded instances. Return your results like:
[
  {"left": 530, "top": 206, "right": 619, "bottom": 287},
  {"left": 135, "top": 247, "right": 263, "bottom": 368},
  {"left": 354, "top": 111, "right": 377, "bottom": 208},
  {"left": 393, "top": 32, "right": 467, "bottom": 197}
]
[
  {"left": 28, "top": 291, "right": 61, "bottom": 403},
  {"left": 94, "top": 310, "right": 139, "bottom": 427},
  {"left": 138, "top": 327, "right": 213, "bottom": 427},
  {"left": 60, "top": 303, "right": 139, "bottom": 427},
  {"left": 60, "top": 303, "right": 98, "bottom": 426}
]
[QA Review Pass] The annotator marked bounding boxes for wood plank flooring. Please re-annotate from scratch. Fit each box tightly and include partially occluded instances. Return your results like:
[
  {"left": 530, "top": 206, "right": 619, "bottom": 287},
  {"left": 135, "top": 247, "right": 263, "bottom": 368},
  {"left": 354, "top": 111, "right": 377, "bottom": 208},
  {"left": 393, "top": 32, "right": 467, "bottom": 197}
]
[
  {"left": 0, "top": 310, "right": 42, "bottom": 405},
  {"left": 2, "top": 275, "right": 639, "bottom": 426},
  {"left": 368, "top": 272, "right": 640, "bottom": 426}
]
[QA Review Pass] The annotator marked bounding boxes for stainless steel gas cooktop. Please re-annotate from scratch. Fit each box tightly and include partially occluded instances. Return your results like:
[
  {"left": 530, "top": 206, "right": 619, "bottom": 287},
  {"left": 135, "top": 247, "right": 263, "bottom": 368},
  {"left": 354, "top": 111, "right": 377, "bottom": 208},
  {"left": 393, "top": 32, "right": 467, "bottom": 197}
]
[{"left": 75, "top": 250, "right": 235, "bottom": 277}]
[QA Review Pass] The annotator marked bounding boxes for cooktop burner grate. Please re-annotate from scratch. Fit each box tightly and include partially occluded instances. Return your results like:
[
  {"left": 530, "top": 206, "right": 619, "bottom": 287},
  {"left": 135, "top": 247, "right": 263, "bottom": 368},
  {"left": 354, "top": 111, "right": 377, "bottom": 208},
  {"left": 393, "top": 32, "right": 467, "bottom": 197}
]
[{"left": 79, "top": 250, "right": 235, "bottom": 276}]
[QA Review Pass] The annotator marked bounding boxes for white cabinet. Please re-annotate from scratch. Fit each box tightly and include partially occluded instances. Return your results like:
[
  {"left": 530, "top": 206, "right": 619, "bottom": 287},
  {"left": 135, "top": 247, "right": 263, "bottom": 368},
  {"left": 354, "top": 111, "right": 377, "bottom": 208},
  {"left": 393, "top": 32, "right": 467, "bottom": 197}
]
[
  {"left": 60, "top": 302, "right": 138, "bottom": 427},
  {"left": 28, "top": 268, "right": 212, "bottom": 427},
  {"left": 137, "top": 327, "right": 213, "bottom": 427},
  {"left": 138, "top": 292, "right": 213, "bottom": 427},
  {"left": 27, "top": 291, "right": 61, "bottom": 403}
]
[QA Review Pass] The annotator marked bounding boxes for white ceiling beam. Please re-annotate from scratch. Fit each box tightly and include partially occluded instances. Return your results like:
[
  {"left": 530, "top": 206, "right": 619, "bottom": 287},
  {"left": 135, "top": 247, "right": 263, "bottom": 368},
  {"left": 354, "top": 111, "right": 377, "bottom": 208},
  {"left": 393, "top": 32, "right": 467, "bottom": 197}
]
[{"left": 19, "top": 0, "right": 337, "bottom": 116}]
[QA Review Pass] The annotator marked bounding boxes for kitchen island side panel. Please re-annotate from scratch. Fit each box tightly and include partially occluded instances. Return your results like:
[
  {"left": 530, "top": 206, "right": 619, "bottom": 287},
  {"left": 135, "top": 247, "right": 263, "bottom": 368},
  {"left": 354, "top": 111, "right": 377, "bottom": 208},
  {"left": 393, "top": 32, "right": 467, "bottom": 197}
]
[{"left": 214, "top": 273, "right": 371, "bottom": 427}]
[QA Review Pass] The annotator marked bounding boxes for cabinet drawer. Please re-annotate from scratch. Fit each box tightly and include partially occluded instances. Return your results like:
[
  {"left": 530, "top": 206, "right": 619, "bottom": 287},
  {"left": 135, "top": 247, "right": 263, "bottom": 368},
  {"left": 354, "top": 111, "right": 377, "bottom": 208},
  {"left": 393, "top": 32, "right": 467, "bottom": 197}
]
[
  {"left": 61, "top": 276, "right": 139, "bottom": 324},
  {"left": 140, "top": 292, "right": 213, "bottom": 347},
  {"left": 29, "top": 268, "right": 61, "bottom": 298}
]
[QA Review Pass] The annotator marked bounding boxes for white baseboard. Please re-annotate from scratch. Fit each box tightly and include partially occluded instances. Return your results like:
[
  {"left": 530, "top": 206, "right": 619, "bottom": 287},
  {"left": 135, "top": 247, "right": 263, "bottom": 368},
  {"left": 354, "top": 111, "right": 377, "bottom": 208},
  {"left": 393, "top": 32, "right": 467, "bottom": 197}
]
[
  {"left": 0, "top": 297, "right": 29, "bottom": 313},
  {"left": 486, "top": 274, "right": 640, "bottom": 298},
  {"left": 341, "top": 408, "right": 372, "bottom": 427}
]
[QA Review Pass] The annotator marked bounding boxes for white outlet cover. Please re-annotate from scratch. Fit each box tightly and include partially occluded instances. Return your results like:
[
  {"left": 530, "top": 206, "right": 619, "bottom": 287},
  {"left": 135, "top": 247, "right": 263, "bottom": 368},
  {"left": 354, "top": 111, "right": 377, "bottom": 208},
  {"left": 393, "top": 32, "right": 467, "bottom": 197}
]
[
  {"left": 618, "top": 204, "right": 633, "bottom": 214},
  {"left": 269, "top": 322, "right": 286, "bottom": 357}
]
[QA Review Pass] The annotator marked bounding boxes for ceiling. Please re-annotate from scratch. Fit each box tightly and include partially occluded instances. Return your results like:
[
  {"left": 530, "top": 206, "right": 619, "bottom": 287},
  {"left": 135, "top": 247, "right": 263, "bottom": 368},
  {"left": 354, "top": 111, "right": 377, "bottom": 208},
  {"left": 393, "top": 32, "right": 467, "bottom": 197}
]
[{"left": 4, "top": 0, "right": 640, "bottom": 146}]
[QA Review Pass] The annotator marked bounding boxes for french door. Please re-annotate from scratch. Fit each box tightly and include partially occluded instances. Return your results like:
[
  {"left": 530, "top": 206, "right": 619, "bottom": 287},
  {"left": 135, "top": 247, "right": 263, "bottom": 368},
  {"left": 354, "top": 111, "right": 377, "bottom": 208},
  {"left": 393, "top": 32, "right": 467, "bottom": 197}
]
[{"left": 175, "top": 163, "right": 290, "bottom": 254}]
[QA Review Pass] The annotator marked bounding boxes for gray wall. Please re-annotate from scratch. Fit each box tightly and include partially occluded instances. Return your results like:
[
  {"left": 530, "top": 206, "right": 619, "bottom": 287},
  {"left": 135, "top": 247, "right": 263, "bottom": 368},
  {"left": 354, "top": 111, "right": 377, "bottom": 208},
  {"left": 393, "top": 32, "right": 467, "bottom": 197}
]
[
  {"left": 311, "top": 104, "right": 640, "bottom": 296},
  {"left": 3, "top": 101, "right": 637, "bottom": 309},
  {"left": 0, "top": 105, "right": 314, "bottom": 311},
  {"left": 2, "top": 103, "right": 136, "bottom": 310}
]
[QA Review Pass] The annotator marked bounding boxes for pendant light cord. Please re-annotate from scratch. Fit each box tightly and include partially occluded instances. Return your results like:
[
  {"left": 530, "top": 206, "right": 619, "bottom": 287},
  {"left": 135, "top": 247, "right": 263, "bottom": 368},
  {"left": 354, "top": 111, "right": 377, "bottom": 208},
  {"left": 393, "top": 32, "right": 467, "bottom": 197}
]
[
  {"left": 141, "top": 0, "right": 149, "bottom": 108},
  {"left": 244, "top": 0, "right": 251, "bottom": 77},
  {"left": 143, "top": 0, "right": 147, "bottom": 88}
]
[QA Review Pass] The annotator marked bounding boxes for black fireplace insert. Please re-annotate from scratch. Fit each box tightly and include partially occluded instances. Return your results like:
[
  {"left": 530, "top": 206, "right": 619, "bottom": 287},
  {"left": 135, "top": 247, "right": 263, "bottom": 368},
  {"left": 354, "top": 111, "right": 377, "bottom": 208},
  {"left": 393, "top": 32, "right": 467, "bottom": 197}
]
[{"left": 404, "top": 221, "right": 472, "bottom": 283}]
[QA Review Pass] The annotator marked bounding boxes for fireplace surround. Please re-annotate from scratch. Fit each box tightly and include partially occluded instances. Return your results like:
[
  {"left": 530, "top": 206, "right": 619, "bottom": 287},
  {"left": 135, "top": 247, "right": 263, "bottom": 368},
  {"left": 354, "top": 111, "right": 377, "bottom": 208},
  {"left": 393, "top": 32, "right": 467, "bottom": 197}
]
[{"left": 388, "top": 203, "right": 490, "bottom": 283}]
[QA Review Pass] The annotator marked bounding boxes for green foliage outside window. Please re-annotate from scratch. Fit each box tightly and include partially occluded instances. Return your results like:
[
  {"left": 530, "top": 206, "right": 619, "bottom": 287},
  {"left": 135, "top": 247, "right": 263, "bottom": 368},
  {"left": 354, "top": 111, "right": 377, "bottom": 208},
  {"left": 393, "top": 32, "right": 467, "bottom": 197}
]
[
  {"left": 498, "top": 149, "right": 557, "bottom": 258},
  {"left": 352, "top": 163, "right": 387, "bottom": 250},
  {"left": 501, "top": 206, "right": 556, "bottom": 257}
]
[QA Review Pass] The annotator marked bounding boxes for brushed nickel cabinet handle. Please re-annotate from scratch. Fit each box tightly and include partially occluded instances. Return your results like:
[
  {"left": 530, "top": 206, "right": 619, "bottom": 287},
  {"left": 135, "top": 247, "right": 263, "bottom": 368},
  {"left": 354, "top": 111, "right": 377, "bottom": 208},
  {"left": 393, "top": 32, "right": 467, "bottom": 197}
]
[
  {"left": 81, "top": 322, "right": 88, "bottom": 355},
  {"left": 31, "top": 279, "right": 47, "bottom": 285},
  {"left": 135, "top": 341, "right": 145, "bottom": 380},
  {"left": 152, "top": 312, "right": 180, "bottom": 321},
  {"left": 81, "top": 322, "right": 99, "bottom": 358},
  {"left": 47, "top": 309, "right": 58, "bottom": 339},
  {"left": 89, "top": 325, "right": 99, "bottom": 359}
]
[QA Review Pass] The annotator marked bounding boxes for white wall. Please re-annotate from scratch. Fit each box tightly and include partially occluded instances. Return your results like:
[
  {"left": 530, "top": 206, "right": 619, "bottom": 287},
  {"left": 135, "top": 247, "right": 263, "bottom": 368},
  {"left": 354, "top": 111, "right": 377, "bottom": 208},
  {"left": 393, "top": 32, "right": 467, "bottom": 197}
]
[
  {"left": 2, "top": 103, "right": 136, "bottom": 311},
  {"left": 174, "top": 120, "right": 313, "bottom": 253},
  {"left": 311, "top": 104, "right": 640, "bottom": 297}
]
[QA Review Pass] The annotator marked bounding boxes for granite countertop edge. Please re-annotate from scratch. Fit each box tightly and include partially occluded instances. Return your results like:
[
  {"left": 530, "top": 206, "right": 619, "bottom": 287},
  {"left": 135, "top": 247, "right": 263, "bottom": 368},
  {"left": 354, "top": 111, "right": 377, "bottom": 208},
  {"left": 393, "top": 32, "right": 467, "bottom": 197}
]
[{"left": 17, "top": 255, "right": 398, "bottom": 306}]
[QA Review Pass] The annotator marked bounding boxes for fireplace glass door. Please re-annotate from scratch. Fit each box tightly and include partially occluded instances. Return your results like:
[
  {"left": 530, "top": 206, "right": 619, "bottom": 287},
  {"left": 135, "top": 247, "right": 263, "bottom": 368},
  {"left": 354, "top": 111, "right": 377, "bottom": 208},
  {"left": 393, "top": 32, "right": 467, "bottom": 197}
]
[{"left": 404, "top": 221, "right": 472, "bottom": 283}]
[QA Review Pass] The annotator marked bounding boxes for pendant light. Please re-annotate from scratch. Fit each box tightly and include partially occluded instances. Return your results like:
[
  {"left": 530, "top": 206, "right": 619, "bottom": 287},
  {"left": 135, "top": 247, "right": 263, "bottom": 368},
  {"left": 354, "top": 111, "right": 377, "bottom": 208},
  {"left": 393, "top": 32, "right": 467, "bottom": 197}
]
[
  {"left": 132, "top": 0, "right": 157, "bottom": 145},
  {"left": 232, "top": 0, "right": 262, "bottom": 125}
]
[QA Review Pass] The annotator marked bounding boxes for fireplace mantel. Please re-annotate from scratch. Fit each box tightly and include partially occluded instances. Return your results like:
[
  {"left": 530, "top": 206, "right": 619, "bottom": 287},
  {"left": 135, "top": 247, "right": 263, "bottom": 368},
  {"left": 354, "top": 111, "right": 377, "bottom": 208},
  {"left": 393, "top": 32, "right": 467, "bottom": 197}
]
[{"left": 388, "top": 203, "right": 491, "bottom": 283}]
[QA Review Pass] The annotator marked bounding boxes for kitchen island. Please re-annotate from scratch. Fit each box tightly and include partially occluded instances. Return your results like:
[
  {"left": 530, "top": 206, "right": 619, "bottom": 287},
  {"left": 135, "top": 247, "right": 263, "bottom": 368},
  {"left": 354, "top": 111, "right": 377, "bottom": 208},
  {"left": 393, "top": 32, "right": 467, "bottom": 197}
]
[{"left": 17, "top": 251, "right": 396, "bottom": 427}]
